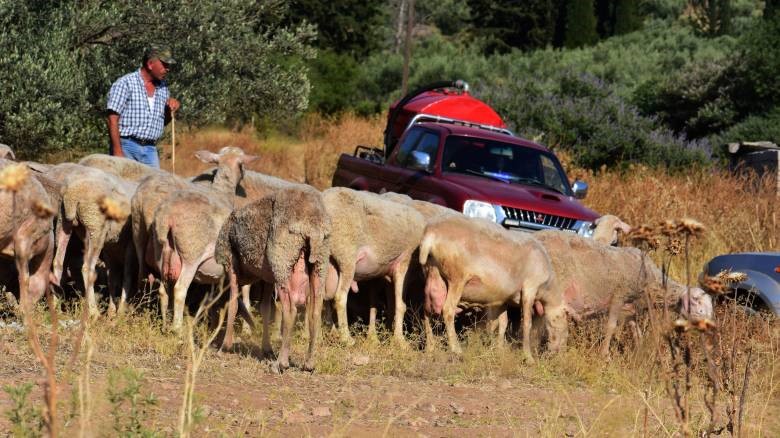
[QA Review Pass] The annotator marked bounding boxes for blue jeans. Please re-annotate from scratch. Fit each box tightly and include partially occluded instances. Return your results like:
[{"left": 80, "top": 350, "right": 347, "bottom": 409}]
[{"left": 110, "top": 138, "right": 160, "bottom": 168}]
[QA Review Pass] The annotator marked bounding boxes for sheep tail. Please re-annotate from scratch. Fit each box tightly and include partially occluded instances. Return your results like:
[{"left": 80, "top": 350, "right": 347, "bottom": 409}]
[{"left": 419, "top": 231, "right": 435, "bottom": 265}]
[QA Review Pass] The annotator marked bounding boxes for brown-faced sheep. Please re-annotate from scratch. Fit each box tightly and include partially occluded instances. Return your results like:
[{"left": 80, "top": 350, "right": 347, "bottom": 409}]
[
  {"left": 534, "top": 229, "right": 713, "bottom": 357},
  {"left": 418, "top": 215, "right": 566, "bottom": 360},
  {"left": 322, "top": 187, "right": 426, "bottom": 346},
  {"left": 0, "top": 160, "right": 55, "bottom": 310},
  {"left": 216, "top": 186, "right": 330, "bottom": 372},
  {"left": 43, "top": 163, "right": 135, "bottom": 317}
]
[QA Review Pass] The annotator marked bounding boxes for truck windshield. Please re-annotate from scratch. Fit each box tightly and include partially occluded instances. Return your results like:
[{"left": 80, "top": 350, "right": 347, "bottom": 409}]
[{"left": 441, "top": 135, "right": 571, "bottom": 195}]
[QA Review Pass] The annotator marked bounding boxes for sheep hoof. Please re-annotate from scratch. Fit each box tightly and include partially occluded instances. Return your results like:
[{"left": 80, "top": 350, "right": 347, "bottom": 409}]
[
  {"left": 393, "top": 337, "right": 410, "bottom": 351},
  {"left": 340, "top": 333, "right": 355, "bottom": 347},
  {"left": 261, "top": 348, "right": 275, "bottom": 360},
  {"left": 366, "top": 332, "right": 379, "bottom": 344},
  {"left": 270, "top": 360, "right": 289, "bottom": 374}
]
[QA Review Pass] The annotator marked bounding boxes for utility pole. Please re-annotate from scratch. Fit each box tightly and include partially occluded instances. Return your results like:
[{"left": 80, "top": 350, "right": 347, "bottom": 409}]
[{"left": 401, "top": 0, "right": 415, "bottom": 95}]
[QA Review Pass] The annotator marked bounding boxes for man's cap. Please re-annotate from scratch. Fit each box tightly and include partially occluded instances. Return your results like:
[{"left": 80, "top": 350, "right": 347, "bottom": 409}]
[{"left": 144, "top": 45, "right": 176, "bottom": 65}]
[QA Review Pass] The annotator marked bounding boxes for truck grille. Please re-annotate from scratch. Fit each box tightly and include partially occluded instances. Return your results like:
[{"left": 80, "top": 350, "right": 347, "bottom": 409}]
[{"left": 501, "top": 206, "right": 577, "bottom": 231}]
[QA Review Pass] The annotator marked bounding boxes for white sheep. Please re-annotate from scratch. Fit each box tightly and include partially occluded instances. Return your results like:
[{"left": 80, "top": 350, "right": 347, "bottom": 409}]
[
  {"left": 322, "top": 187, "right": 426, "bottom": 346},
  {"left": 534, "top": 229, "right": 713, "bottom": 357},
  {"left": 418, "top": 215, "right": 567, "bottom": 360},
  {"left": 149, "top": 147, "right": 257, "bottom": 331},
  {"left": 0, "top": 159, "right": 55, "bottom": 311},
  {"left": 43, "top": 163, "right": 135, "bottom": 317}
]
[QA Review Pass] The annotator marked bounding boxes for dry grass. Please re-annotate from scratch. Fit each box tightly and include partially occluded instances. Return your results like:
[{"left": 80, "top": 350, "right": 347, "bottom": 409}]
[{"left": 3, "top": 115, "right": 778, "bottom": 435}]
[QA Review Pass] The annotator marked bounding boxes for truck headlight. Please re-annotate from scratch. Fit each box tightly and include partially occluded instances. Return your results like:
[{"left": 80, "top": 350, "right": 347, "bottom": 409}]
[
  {"left": 575, "top": 220, "right": 594, "bottom": 238},
  {"left": 463, "top": 200, "right": 497, "bottom": 222}
]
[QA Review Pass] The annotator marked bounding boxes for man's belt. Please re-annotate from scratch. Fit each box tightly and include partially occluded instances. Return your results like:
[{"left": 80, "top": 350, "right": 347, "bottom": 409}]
[{"left": 121, "top": 136, "right": 156, "bottom": 146}]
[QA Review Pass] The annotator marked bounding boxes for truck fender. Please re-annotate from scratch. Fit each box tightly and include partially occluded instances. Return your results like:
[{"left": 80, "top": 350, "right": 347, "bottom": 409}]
[{"left": 731, "top": 270, "right": 780, "bottom": 314}]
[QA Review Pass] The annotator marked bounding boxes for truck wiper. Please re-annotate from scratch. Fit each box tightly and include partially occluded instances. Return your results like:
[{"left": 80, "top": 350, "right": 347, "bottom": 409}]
[
  {"left": 514, "top": 177, "right": 566, "bottom": 195},
  {"left": 463, "top": 168, "right": 510, "bottom": 183}
]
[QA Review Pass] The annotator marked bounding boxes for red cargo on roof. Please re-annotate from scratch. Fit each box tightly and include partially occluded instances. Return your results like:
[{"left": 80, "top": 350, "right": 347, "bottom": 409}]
[{"left": 388, "top": 91, "right": 507, "bottom": 148}]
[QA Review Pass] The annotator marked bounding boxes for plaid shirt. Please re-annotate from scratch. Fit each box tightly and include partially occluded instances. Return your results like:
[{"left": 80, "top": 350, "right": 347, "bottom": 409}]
[{"left": 107, "top": 70, "right": 169, "bottom": 143}]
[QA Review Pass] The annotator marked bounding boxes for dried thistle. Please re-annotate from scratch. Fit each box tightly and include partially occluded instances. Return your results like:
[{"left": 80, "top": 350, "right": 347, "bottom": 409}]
[
  {"left": 665, "top": 237, "right": 683, "bottom": 256},
  {"left": 98, "top": 196, "right": 129, "bottom": 222},
  {"left": 32, "top": 201, "right": 55, "bottom": 219},
  {"left": 0, "top": 163, "right": 29, "bottom": 192},
  {"left": 659, "top": 219, "right": 678, "bottom": 237},
  {"left": 699, "top": 274, "right": 728, "bottom": 296},
  {"left": 676, "top": 218, "right": 706, "bottom": 237},
  {"left": 692, "top": 318, "right": 717, "bottom": 331},
  {"left": 674, "top": 318, "right": 692, "bottom": 332},
  {"left": 715, "top": 270, "right": 748, "bottom": 285},
  {"left": 626, "top": 224, "right": 660, "bottom": 250}
]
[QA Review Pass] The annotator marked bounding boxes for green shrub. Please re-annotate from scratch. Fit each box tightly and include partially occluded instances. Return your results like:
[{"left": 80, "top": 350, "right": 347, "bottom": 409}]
[
  {"left": 709, "top": 107, "right": 780, "bottom": 155},
  {"left": 3, "top": 383, "right": 44, "bottom": 437},
  {"left": 107, "top": 368, "right": 159, "bottom": 437},
  {"left": 480, "top": 72, "right": 711, "bottom": 170}
]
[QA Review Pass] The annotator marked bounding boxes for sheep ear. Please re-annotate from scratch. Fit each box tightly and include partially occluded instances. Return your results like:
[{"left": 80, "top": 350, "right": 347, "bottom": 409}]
[
  {"left": 617, "top": 220, "right": 632, "bottom": 234},
  {"left": 195, "top": 150, "right": 220, "bottom": 164},
  {"left": 239, "top": 154, "right": 259, "bottom": 165}
]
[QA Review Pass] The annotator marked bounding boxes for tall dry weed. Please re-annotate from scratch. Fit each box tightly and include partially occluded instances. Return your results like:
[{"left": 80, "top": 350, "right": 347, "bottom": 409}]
[{"left": 155, "top": 114, "right": 384, "bottom": 189}]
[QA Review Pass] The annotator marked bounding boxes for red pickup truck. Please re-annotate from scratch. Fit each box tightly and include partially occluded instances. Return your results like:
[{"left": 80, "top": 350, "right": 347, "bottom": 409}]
[{"left": 332, "top": 80, "right": 599, "bottom": 235}]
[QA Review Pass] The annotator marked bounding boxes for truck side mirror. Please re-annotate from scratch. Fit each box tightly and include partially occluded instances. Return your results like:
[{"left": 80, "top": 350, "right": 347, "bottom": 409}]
[
  {"left": 408, "top": 151, "right": 432, "bottom": 173},
  {"left": 572, "top": 180, "right": 588, "bottom": 199}
]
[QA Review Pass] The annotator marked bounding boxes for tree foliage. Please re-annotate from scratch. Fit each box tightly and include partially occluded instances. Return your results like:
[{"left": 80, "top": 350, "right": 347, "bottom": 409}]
[
  {"left": 0, "top": 0, "right": 315, "bottom": 159},
  {"left": 288, "top": 0, "right": 384, "bottom": 57},
  {"left": 564, "top": 0, "right": 600, "bottom": 48}
]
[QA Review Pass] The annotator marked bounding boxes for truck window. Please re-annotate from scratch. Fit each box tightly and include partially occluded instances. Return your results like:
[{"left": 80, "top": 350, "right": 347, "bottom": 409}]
[
  {"left": 540, "top": 155, "right": 567, "bottom": 194},
  {"left": 396, "top": 128, "right": 424, "bottom": 165},
  {"left": 398, "top": 131, "right": 439, "bottom": 168},
  {"left": 442, "top": 135, "right": 571, "bottom": 195}
]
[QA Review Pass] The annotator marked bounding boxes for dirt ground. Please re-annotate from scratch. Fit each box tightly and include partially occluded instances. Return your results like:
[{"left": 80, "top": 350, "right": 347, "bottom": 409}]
[{"left": 1, "top": 313, "right": 779, "bottom": 437}]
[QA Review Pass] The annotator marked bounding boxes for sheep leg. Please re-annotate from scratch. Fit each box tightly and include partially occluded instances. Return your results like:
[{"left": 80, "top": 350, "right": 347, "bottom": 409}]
[
  {"left": 118, "top": 243, "right": 136, "bottom": 315},
  {"left": 442, "top": 279, "right": 466, "bottom": 354},
  {"left": 599, "top": 295, "right": 624, "bottom": 358},
  {"left": 367, "top": 286, "right": 379, "bottom": 342},
  {"left": 171, "top": 262, "right": 198, "bottom": 334},
  {"left": 423, "top": 311, "right": 437, "bottom": 352},
  {"left": 28, "top": 234, "right": 54, "bottom": 305},
  {"left": 521, "top": 284, "right": 538, "bottom": 362},
  {"left": 333, "top": 263, "right": 356, "bottom": 346},
  {"left": 13, "top": 227, "right": 33, "bottom": 313},
  {"left": 390, "top": 257, "right": 410, "bottom": 348},
  {"left": 274, "top": 285, "right": 297, "bottom": 373},
  {"left": 240, "top": 284, "right": 253, "bottom": 335},
  {"left": 222, "top": 261, "right": 241, "bottom": 350},
  {"left": 544, "top": 303, "right": 568, "bottom": 354},
  {"left": 82, "top": 227, "right": 108, "bottom": 319},
  {"left": 303, "top": 269, "right": 323, "bottom": 372},
  {"left": 52, "top": 217, "right": 72, "bottom": 285},
  {"left": 486, "top": 306, "right": 509, "bottom": 348},
  {"left": 259, "top": 282, "right": 274, "bottom": 358}
]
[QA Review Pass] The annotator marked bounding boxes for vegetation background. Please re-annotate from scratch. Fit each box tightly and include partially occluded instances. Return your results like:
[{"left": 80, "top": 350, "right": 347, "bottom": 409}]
[{"left": 1, "top": 1, "right": 779, "bottom": 435}]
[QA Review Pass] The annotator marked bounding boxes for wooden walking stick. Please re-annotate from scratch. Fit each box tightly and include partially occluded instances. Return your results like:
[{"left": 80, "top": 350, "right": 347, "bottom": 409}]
[{"left": 171, "top": 111, "right": 176, "bottom": 175}]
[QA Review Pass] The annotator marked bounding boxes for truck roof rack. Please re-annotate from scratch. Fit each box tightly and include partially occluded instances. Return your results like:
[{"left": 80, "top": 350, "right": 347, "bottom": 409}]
[{"left": 406, "top": 113, "right": 515, "bottom": 137}]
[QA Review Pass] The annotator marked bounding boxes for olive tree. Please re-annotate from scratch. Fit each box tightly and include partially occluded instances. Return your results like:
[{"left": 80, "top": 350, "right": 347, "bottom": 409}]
[{"left": 0, "top": 0, "right": 315, "bottom": 159}]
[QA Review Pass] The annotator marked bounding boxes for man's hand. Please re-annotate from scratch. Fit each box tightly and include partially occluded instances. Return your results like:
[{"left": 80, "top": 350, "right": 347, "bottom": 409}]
[{"left": 167, "top": 97, "right": 180, "bottom": 113}]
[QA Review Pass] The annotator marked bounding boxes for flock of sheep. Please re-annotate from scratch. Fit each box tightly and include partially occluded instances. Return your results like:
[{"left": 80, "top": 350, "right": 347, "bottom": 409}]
[{"left": 0, "top": 144, "right": 714, "bottom": 372}]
